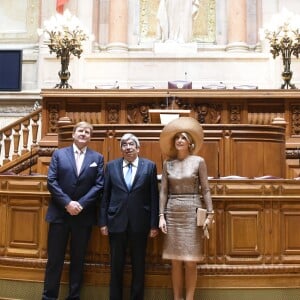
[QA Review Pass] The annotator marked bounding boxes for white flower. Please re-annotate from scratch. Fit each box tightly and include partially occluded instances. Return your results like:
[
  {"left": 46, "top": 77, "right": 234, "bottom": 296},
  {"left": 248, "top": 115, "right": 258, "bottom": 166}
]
[
  {"left": 261, "top": 8, "right": 300, "bottom": 41},
  {"left": 38, "top": 9, "right": 92, "bottom": 59}
]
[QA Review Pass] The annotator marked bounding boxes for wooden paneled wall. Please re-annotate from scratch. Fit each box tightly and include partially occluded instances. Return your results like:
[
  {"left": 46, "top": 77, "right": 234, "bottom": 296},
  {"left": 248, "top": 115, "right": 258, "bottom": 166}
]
[
  {"left": 55, "top": 123, "right": 286, "bottom": 179},
  {"left": 2, "top": 176, "right": 300, "bottom": 288},
  {"left": 1, "top": 89, "right": 300, "bottom": 289}
]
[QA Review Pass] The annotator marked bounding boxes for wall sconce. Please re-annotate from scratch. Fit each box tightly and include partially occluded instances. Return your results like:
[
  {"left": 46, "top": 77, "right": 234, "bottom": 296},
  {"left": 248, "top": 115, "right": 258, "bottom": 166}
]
[{"left": 260, "top": 9, "right": 300, "bottom": 89}]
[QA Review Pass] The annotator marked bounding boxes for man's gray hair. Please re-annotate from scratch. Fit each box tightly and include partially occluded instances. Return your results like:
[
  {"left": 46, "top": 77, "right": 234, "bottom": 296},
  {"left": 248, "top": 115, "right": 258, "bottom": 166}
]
[{"left": 120, "top": 133, "right": 140, "bottom": 148}]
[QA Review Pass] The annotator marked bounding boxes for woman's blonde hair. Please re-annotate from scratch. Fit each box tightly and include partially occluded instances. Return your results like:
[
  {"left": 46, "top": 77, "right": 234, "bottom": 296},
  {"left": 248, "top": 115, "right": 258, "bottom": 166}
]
[{"left": 175, "top": 132, "right": 195, "bottom": 152}]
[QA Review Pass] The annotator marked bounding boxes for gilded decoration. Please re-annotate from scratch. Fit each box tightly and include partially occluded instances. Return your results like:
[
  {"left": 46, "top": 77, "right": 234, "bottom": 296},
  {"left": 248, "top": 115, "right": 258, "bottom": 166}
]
[{"left": 139, "top": 0, "right": 216, "bottom": 43}]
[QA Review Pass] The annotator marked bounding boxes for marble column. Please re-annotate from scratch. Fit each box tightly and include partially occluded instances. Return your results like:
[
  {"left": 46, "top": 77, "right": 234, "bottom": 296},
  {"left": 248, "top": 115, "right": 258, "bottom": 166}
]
[
  {"left": 91, "top": 0, "right": 100, "bottom": 51},
  {"left": 107, "top": 0, "right": 128, "bottom": 52},
  {"left": 226, "top": 0, "right": 249, "bottom": 52},
  {"left": 255, "top": 0, "right": 262, "bottom": 52}
]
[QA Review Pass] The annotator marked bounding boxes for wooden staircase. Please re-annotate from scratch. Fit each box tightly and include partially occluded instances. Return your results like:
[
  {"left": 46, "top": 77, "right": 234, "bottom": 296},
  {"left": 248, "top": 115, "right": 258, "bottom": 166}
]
[{"left": 0, "top": 107, "right": 42, "bottom": 175}]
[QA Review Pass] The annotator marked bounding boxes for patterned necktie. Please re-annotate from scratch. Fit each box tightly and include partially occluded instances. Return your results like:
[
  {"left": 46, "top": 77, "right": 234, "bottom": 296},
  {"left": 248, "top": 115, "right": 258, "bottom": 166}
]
[{"left": 124, "top": 163, "right": 132, "bottom": 190}]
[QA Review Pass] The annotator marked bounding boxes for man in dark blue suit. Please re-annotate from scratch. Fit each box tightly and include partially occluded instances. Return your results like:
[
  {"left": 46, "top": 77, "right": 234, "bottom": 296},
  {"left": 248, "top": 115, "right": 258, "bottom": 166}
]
[
  {"left": 99, "top": 133, "right": 159, "bottom": 300},
  {"left": 42, "top": 121, "right": 104, "bottom": 300}
]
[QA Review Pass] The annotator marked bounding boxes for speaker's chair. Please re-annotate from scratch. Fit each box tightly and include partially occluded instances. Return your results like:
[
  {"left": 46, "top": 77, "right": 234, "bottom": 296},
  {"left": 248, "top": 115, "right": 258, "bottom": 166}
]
[{"left": 168, "top": 80, "right": 192, "bottom": 89}]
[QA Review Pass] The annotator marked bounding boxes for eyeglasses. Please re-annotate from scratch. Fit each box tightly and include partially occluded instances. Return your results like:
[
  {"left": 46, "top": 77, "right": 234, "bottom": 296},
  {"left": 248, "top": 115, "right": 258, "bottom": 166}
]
[{"left": 121, "top": 142, "right": 136, "bottom": 149}]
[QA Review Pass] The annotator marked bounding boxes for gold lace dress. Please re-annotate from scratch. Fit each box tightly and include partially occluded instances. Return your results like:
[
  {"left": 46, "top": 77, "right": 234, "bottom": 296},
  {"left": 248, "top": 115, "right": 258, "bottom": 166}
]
[{"left": 159, "top": 155, "right": 213, "bottom": 261}]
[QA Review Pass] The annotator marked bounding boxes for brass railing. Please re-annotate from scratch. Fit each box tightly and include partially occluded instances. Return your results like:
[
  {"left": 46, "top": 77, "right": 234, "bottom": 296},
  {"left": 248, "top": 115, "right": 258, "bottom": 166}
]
[{"left": 0, "top": 107, "right": 42, "bottom": 173}]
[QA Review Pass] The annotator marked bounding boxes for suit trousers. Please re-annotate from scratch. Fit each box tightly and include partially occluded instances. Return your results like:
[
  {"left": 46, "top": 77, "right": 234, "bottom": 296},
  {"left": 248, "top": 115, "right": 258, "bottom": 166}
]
[
  {"left": 109, "top": 230, "right": 148, "bottom": 300},
  {"left": 42, "top": 222, "right": 92, "bottom": 300}
]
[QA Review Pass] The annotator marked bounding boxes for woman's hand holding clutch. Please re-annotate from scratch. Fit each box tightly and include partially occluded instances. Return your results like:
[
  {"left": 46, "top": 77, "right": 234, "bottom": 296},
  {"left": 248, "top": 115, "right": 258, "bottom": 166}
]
[
  {"left": 203, "top": 213, "right": 214, "bottom": 239},
  {"left": 203, "top": 213, "right": 214, "bottom": 228}
]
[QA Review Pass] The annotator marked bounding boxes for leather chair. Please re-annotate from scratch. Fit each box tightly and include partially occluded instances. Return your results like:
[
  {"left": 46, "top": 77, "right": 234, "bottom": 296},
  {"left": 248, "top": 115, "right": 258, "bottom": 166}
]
[{"left": 168, "top": 80, "right": 192, "bottom": 89}]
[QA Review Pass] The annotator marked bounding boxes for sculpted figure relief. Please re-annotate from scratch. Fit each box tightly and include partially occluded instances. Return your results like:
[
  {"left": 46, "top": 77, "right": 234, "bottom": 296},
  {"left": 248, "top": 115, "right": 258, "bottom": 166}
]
[{"left": 157, "top": 0, "right": 200, "bottom": 43}]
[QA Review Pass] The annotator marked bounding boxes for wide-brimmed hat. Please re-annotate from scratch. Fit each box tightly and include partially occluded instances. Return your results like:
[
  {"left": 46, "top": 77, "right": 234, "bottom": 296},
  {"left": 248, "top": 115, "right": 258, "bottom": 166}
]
[{"left": 160, "top": 117, "right": 203, "bottom": 158}]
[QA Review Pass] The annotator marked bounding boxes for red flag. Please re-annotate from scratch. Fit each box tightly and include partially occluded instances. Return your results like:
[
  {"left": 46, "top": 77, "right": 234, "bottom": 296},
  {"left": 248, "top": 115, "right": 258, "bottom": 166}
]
[{"left": 56, "top": 0, "right": 69, "bottom": 14}]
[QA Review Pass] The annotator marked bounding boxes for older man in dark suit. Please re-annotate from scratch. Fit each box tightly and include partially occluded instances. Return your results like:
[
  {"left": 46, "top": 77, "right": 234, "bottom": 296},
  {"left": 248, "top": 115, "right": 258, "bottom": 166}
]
[
  {"left": 99, "top": 133, "right": 159, "bottom": 300},
  {"left": 42, "top": 121, "right": 104, "bottom": 300}
]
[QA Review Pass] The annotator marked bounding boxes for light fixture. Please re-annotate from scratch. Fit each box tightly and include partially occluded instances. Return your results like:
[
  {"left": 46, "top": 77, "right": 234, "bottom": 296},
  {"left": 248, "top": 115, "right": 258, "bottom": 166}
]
[
  {"left": 260, "top": 8, "right": 300, "bottom": 89},
  {"left": 38, "top": 10, "right": 92, "bottom": 88}
]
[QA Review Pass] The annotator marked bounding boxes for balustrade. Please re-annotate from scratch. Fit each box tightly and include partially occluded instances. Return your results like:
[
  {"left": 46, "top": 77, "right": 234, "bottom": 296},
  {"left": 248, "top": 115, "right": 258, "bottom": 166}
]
[{"left": 0, "top": 108, "right": 42, "bottom": 172}]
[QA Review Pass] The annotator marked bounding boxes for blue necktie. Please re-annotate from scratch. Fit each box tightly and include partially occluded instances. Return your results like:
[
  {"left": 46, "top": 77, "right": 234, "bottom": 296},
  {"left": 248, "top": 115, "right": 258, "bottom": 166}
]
[{"left": 125, "top": 163, "right": 132, "bottom": 190}]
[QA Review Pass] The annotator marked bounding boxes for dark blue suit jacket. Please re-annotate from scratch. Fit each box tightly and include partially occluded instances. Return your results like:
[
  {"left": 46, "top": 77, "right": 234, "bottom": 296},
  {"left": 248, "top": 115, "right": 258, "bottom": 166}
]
[
  {"left": 46, "top": 145, "right": 104, "bottom": 226},
  {"left": 99, "top": 157, "right": 159, "bottom": 233}
]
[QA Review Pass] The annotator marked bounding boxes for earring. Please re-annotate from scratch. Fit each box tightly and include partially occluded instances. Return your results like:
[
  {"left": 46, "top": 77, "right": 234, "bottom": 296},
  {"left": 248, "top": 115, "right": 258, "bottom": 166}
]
[{"left": 189, "top": 143, "right": 195, "bottom": 150}]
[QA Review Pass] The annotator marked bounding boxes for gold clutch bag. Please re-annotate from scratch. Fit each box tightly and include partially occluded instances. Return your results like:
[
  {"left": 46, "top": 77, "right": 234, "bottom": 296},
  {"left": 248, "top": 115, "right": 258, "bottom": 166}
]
[{"left": 196, "top": 208, "right": 207, "bottom": 227}]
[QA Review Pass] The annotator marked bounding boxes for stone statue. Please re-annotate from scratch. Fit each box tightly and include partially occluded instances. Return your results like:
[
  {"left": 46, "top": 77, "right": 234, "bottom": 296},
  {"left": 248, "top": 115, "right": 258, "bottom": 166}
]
[{"left": 156, "top": 0, "right": 200, "bottom": 43}]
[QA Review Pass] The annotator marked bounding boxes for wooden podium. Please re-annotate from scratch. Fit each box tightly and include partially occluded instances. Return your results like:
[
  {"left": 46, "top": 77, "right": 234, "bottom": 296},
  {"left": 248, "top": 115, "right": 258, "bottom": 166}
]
[{"left": 148, "top": 109, "right": 191, "bottom": 124}]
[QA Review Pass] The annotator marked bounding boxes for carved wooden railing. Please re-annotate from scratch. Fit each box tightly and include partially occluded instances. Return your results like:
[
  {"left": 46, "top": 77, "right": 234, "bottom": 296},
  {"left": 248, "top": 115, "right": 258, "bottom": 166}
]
[{"left": 0, "top": 107, "right": 42, "bottom": 174}]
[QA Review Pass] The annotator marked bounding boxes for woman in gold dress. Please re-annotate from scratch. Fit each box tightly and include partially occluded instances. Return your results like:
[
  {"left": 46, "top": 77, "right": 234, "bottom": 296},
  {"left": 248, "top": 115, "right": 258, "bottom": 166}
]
[{"left": 159, "top": 117, "right": 214, "bottom": 300}]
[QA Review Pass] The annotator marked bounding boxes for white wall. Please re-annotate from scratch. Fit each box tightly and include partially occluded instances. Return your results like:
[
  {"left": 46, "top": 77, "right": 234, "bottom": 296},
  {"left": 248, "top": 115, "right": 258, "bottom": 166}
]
[{"left": 2, "top": 0, "right": 300, "bottom": 91}]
